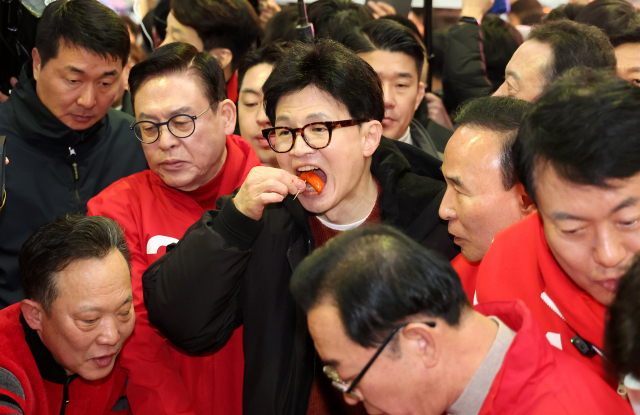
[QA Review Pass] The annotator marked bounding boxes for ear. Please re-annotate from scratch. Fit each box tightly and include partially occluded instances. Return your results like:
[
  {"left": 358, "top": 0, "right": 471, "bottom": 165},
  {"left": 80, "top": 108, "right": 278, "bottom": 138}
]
[
  {"left": 152, "top": 28, "right": 163, "bottom": 50},
  {"left": 209, "top": 48, "right": 233, "bottom": 80},
  {"left": 514, "top": 182, "right": 536, "bottom": 216},
  {"left": 362, "top": 120, "right": 382, "bottom": 158},
  {"left": 217, "top": 99, "right": 237, "bottom": 136},
  {"left": 20, "top": 299, "right": 46, "bottom": 332},
  {"left": 32, "top": 48, "right": 42, "bottom": 82},
  {"left": 399, "top": 322, "right": 438, "bottom": 368},
  {"left": 414, "top": 81, "right": 426, "bottom": 111}
]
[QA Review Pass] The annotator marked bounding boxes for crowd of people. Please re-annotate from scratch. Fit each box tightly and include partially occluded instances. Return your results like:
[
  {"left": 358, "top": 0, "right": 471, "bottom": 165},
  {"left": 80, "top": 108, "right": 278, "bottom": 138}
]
[{"left": 1, "top": 0, "right": 640, "bottom": 413}]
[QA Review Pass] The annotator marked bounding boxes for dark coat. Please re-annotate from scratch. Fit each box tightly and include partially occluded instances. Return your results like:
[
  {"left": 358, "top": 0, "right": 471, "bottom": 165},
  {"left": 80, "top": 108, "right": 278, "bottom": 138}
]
[
  {"left": 0, "top": 63, "right": 148, "bottom": 307},
  {"left": 142, "top": 138, "right": 458, "bottom": 415}
]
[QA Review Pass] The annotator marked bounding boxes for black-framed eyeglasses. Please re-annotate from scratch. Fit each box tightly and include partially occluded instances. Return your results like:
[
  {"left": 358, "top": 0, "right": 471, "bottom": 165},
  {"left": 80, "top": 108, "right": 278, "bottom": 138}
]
[
  {"left": 130, "top": 104, "right": 214, "bottom": 144},
  {"left": 261, "top": 119, "right": 369, "bottom": 153},
  {"left": 323, "top": 321, "right": 436, "bottom": 400}
]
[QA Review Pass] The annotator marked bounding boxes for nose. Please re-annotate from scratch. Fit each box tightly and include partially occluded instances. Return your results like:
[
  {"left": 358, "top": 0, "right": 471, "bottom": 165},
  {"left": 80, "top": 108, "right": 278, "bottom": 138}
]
[
  {"left": 493, "top": 82, "right": 508, "bottom": 97},
  {"left": 77, "top": 84, "right": 97, "bottom": 109},
  {"left": 439, "top": 186, "right": 457, "bottom": 221},
  {"left": 383, "top": 82, "right": 395, "bottom": 109},
  {"left": 97, "top": 317, "right": 121, "bottom": 346},
  {"left": 289, "top": 129, "right": 316, "bottom": 158},
  {"left": 156, "top": 125, "right": 180, "bottom": 150},
  {"left": 593, "top": 227, "right": 627, "bottom": 269},
  {"left": 256, "top": 106, "right": 271, "bottom": 128},
  {"left": 343, "top": 391, "right": 363, "bottom": 406}
]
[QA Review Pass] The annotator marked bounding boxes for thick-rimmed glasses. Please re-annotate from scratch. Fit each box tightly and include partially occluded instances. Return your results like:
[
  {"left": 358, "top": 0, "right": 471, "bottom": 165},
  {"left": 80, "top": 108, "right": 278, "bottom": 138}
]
[
  {"left": 261, "top": 119, "right": 369, "bottom": 153},
  {"left": 323, "top": 321, "right": 436, "bottom": 400},
  {"left": 130, "top": 104, "right": 214, "bottom": 144}
]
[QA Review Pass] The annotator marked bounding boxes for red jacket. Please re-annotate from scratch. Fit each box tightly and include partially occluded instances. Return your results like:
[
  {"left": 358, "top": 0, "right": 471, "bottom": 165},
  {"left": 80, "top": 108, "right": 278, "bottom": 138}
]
[
  {"left": 0, "top": 304, "right": 130, "bottom": 415},
  {"left": 451, "top": 253, "right": 481, "bottom": 302},
  {"left": 87, "top": 135, "right": 260, "bottom": 415},
  {"left": 474, "top": 212, "right": 613, "bottom": 385},
  {"left": 476, "top": 301, "right": 631, "bottom": 414}
]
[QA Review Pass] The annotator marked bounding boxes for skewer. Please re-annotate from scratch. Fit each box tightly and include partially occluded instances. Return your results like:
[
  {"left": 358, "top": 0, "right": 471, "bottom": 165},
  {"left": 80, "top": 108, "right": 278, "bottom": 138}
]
[{"left": 293, "top": 180, "right": 307, "bottom": 201}]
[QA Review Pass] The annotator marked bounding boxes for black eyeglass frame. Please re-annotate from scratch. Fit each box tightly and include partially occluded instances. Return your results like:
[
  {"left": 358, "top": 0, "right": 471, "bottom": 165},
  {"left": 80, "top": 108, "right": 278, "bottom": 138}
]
[
  {"left": 129, "top": 104, "right": 214, "bottom": 144},
  {"left": 323, "top": 321, "right": 436, "bottom": 400},
  {"left": 261, "top": 119, "right": 370, "bottom": 153}
]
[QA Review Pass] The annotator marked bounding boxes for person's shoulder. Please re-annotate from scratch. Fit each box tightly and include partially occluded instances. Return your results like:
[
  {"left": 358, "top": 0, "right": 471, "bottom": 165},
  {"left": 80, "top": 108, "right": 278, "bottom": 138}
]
[
  {"left": 87, "top": 171, "right": 152, "bottom": 215},
  {"left": 488, "top": 212, "right": 540, "bottom": 253}
]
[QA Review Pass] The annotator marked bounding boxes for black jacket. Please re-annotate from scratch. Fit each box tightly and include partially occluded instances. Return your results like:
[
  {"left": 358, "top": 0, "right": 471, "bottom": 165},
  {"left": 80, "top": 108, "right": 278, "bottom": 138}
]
[
  {"left": 0, "top": 63, "right": 148, "bottom": 307},
  {"left": 442, "top": 23, "right": 493, "bottom": 114},
  {"left": 142, "top": 138, "right": 458, "bottom": 415}
]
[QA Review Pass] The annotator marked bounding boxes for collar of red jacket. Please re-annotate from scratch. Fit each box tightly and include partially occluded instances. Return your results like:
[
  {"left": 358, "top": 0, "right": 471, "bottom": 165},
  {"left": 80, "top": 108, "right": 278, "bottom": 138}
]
[
  {"left": 20, "top": 312, "right": 69, "bottom": 384},
  {"left": 533, "top": 212, "right": 607, "bottom": 348}
]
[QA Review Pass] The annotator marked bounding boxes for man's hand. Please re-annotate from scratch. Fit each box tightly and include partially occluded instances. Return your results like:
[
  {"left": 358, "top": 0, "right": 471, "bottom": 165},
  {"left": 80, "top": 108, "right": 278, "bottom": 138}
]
[
  {"left": 0, "top": 77, "right": 18, "bottom": 103},
  {"left": 259, "top": 0, "right": 281, "bottom": 30},
  {"left": 460, "top": 0, "right": 494, "bottom": 22},
  {"left": 367, "top": 1, "right": 396, "bottom": 19},
  {"left": 234, "top": 166, "right": 306, "bottom": 221},
  {"left": 425, "top": 93, "right": 454, "bottom": 131}
]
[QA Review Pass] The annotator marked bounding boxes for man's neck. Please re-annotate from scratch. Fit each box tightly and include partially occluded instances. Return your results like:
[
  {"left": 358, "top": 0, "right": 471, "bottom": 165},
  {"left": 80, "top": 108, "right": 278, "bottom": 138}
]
[
  {"left": 439, "top": 310, "right": 500, "bottom": 410},
  {"left": 318, "top": 170, "right": 378, "bottom": 225}
]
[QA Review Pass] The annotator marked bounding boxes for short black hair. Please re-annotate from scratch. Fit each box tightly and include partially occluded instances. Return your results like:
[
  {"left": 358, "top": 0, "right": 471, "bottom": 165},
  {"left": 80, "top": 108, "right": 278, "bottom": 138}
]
[
  {"left": 575, "top": 0, "right": 640, "bottom": 47},
  {"left": 237, "top": 42, "right": 288, "bottom": 92},
  {"left": 544, "top": 3, "right": 585, "bottom": 22},
  {"left": 19, "top": 215, "right": 131, "bottom": 315},
  {"left": 529, "top": 19, "right": 617, "bottom": 85},
  {"left": 154, "top": 0, "right": 172, "bottom": 41},
  {"left": 290, "top": 225, "right": 469, "bottom": 348},
  {"left": 35, "top": 0, "right": 130, "bottom": 68},
  {"left": 307, "top": 0, "right": 373, "bottom": 45},
  {"left": 263, "top": 39, "right": 385, "bottom": 124},
  {"left": 344, "top": 19, "right": 425, "bottom": 78},
  {"left": 263, "top": 4, "right": 299, "bottom": 44},
  {"left": 455, "top": 96, "right": 531, "bottom": 190},
  {"left": 480, "top": 14, "right": 523, "bottom": 91},
  {"left": 129, "top": 42, "right": 227, "bottom": 114},
  {"left": 171, "top": 0, "right": 261, "bottom": 71},
  {"left": 514, "top": 68, "right": 640, "bottom": 204},
  {"left": 605, "top": 255, "right": 640, "bottom": 379}
]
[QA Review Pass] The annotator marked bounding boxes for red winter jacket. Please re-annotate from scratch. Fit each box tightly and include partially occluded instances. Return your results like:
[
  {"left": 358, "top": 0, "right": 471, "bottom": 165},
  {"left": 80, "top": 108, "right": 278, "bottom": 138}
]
[
  {"left": 87, "top": 135, "right": 260, "bottom": 415},
  {"left": 476, "top": 301, "right": 631, "bottom": 414},
  {"left": 474, "top": 212, "right": 614, "bottom": 385},
  {"left": 0, "top": 304, "right": 130, "bottom": 415}
]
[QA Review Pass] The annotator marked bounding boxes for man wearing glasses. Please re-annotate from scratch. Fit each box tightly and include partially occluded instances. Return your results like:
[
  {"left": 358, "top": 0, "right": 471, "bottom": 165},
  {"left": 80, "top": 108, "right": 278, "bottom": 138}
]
[
  {"left": 291, "top": 225, "right": 633, "bottom": 415},
  {"left": 87, "top": 42, "right": 260, "bottom": 415},
  {"left": 142, "top": 39, "right": 458, "bottom": 415}
]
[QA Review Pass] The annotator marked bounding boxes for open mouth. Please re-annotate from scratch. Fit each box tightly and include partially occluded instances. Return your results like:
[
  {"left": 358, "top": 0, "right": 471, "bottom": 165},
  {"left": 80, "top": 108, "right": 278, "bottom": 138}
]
[{"left": 296, "top": 165, "right": 327, "bottom": 194}]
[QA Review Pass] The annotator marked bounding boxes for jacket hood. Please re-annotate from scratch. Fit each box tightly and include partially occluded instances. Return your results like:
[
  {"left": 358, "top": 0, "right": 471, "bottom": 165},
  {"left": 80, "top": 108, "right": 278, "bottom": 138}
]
[{"left": 12, "top": 61, "right": 104, "bottom": 149}]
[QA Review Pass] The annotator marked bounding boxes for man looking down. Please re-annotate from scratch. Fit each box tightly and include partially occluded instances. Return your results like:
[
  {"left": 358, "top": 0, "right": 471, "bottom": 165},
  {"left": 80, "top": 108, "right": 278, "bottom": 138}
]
[
  {"left": 0, "top": 215, "right": 135, "bottom": 415},
  {"left": 0, "top": 0, "right": 147, "bottom": 308},
  {"left": 142, "top": 39, "right": 457, "bottom": 415},
  {"left": 88, "top": 42, "right": 259, "bottom": 415},
  {"left": 290, "top": 225, "right": 633, "bottom": 415}
]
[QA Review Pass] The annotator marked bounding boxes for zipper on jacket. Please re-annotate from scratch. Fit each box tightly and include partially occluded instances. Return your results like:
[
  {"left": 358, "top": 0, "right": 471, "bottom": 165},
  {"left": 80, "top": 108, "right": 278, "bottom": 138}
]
[
  {"left": 67, "top": 147, "right": 82, "bottom": 212},
  {"left": 59, "top": 374, "right": 78, "bottom": 415}
]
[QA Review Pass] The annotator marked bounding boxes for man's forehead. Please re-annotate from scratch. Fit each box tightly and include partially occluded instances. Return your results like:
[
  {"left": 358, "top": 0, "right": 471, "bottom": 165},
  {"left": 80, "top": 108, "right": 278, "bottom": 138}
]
[
  {"left": 275, "top": 86, "right": 349, "bottom": 122},
  {"left": 360, "top": 50, "right": 420, "bottom": 78}
]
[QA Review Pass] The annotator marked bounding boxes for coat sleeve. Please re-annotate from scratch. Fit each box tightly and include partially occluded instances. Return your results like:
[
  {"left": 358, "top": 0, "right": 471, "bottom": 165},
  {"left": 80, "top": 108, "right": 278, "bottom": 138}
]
[
  {"left": 142, "top": 196, "right": 263, "bottom": 353},
  {"left": 442, "top": 23, "right": 493, "bottom": 113}
]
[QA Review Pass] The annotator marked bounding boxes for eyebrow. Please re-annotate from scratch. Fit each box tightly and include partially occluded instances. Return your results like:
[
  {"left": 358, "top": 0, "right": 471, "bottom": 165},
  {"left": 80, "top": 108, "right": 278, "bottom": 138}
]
[
  {"left": 77, "top": 295, "right": 133, "bottom": 313},
  {"left": 63, "top": 66, "right": 118, "bottom": 77},
  {"left": 394, "top": 72, "right": 413, "bottom": 79},
  {"left": 552, "top": 197, "right": 639, "bottom": 221},
  {"left": 138, "top": 107, "right": 193, "bottom": 121},
  {"left": 240, "top": 88, "right": 261, "bottom": 95},
  {"left": 324, "top": 359, "right": 340, "bottom": 368},
  {"left": 445, "top": 175, "right": 466, "bottom": 189},
  {"left": 505, "top": 70, "right": 520, "bottom": 81}
]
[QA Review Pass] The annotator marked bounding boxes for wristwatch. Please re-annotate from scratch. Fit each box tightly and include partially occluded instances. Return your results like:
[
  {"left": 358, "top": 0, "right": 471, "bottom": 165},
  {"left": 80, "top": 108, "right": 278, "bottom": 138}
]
[{"left": 458, "top": 16, "right": 479, "bottom": 25}]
